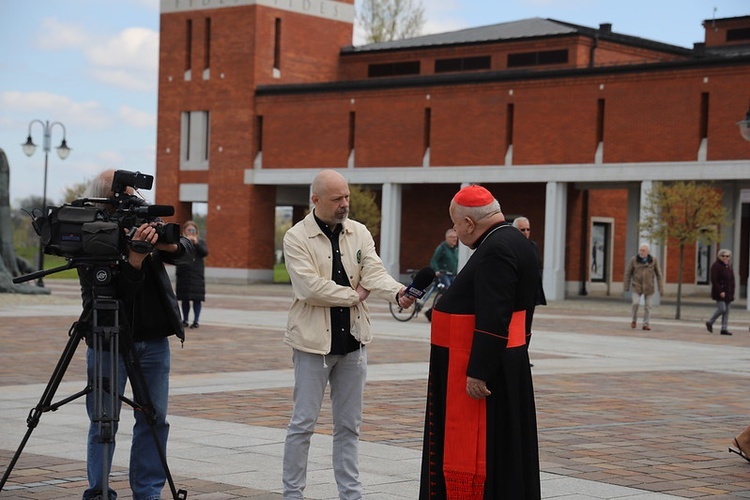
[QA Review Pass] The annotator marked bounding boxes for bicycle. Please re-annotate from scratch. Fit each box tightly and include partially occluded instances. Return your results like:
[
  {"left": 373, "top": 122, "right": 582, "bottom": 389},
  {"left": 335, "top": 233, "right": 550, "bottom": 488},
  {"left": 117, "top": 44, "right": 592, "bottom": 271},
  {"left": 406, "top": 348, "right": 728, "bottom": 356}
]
[{"left": 389, "top": 269, "right": 452, "bottom": 322}]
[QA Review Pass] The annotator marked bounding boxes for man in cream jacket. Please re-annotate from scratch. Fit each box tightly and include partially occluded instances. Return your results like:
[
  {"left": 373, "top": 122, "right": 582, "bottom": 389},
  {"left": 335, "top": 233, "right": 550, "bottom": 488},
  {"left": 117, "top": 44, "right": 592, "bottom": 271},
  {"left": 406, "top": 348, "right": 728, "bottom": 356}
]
[{"left": 281, "top": 169, "right": 413, "bottom": 500}]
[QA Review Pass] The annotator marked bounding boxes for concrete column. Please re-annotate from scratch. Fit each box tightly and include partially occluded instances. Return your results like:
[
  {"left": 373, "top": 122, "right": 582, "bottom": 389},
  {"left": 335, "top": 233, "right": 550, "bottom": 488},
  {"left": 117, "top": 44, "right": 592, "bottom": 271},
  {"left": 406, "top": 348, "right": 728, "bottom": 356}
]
[
  {"left": 543, "top": 181, "right": 567, "bottom": 301},
  {"left": 623, "top": 184, "right": 641, "bottom": 301},
  {"left": 625, "top": 184, "right": 641, "bottom": 267},
  {"left": 742, "top": 189, "right": 750, "bottom": 310},
  {"left": 639, "top": 181, "right": 661, "bottom": 306},
  {"left": 380, "top": 183, "right": 402, "bottom": 277},
  {"left": 721, "top": 184, "right": 741, "bottom": 308},
  {"left": 457, "top": 182, "right": 472, "bottom": 271}
]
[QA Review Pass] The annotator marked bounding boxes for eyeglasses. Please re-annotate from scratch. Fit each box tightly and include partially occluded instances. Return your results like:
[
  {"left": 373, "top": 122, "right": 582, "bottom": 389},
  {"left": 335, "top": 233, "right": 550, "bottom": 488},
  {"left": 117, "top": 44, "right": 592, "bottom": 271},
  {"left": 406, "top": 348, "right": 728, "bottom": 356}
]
[
  {"left": 720, "top": 254, "right": 731, "bottom": 258},
  {"left": 519, "top": 228, "right": 531, "bottom": 232}
]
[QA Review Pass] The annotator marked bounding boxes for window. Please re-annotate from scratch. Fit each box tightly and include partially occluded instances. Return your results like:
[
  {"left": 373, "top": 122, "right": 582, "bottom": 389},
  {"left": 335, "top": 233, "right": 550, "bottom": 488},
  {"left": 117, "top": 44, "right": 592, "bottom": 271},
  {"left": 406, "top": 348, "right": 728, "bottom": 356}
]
[
  {"left": 596, "top": 99, "right": 605, "bottom": 143},
  {"left": 185, "top": 19, "right": 193, "bottom": 79},
  {"left": 348, "top": 111, "right": 355, "bottom": 152},
  {"left": 274, "top": 18, "right": 282, "bottom": 71},
  {"left": 505, "top": 103, "right": 514, "bottom": 149},
  {"left": 256, "top": 115, "right": 264, "bottom": 153},
  {"left": 347, "top": 111, "right": 356, "bottom": 167},
  {"left": 204, "top": 18, "right": 211, "bottom": 71},
  {"left": 699, "top": 93, "right": 709, "bottom": 139},
  {"left": 368, "top": 61, "right": 420, "bottom": 77},
  {"left": 727, "top": 27, "right": 750, "bottom": 42},
  {"left": 423, "top": 107, "right": 431, "bottom": 151},
  {"left": 180, "top": 111, "right": 210, "bottom": 170},
  {"left": 507, "top": 49, "right": 568, "bottom": 68},
  {"left": 434, "top": 56, "right": 491, "bottom": 73}
]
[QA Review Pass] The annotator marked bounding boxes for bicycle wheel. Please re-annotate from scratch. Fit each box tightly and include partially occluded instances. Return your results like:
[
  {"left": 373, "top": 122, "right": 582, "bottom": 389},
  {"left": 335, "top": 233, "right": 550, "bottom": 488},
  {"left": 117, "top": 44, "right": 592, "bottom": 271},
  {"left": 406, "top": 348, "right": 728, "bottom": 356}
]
[
  {"left": 389, "top": 301, "right": 417, "bottom": 322},
  {"left": 425, "top": 289, "right": 444, "bottom": 323}
]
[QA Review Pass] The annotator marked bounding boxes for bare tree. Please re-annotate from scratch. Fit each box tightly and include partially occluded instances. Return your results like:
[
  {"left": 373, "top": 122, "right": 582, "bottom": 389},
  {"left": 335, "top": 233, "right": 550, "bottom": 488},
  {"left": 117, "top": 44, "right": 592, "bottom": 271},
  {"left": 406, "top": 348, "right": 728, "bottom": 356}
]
[
  {"left": 640, "top": 181, "right": 728, "bottom": 319},
  {"left": 358, "top": 0, "right": 425, "bottom": 43}
]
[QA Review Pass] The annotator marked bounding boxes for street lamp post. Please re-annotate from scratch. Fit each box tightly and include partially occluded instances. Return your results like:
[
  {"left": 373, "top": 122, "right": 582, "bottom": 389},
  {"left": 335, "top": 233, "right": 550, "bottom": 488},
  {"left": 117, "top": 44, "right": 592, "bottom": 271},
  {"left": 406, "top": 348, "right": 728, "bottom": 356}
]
[{"left": 21, "top": 119, "right": 71, "bottom": 287}]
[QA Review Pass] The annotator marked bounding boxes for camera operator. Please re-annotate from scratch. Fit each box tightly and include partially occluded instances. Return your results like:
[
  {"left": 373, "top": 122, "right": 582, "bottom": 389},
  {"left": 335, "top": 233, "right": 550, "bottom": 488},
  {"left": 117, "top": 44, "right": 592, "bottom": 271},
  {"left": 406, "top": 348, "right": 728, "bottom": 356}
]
[{"left": 78, "top": 169, "right": 194, "bottom": 500}]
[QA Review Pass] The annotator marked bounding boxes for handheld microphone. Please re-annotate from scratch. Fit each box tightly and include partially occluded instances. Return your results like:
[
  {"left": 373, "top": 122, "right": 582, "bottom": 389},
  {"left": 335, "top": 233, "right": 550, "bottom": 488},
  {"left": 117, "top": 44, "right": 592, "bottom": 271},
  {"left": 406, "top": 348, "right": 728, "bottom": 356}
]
[{"left": 405, "top": 267, "right": 436, "bottom": 299}]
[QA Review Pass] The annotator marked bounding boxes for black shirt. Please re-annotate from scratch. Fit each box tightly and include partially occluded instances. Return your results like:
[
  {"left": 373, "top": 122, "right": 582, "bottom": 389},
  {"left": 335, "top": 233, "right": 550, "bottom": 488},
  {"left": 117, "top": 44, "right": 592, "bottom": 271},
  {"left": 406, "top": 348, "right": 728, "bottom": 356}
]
[{"left": 314, "top": 214, "right": 360, "bottom": 355}]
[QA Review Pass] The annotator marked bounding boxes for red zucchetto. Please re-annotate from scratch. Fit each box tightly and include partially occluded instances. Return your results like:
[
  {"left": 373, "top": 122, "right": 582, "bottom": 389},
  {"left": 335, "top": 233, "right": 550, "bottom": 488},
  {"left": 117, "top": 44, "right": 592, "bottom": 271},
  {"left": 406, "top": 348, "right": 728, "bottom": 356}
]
[{"left": 453, "top": 184, "right": 494, "bottom": 207}]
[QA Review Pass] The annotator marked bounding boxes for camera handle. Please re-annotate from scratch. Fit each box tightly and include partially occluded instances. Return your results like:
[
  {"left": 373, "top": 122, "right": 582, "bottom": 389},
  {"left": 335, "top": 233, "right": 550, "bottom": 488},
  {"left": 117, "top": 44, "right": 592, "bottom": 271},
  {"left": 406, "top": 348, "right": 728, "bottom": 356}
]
[
  {"left": 12, "top": 260, "right": 76, "bottom": 284},
  {"left": 1, "top": 266, "right": 187, "bottom": 500}
]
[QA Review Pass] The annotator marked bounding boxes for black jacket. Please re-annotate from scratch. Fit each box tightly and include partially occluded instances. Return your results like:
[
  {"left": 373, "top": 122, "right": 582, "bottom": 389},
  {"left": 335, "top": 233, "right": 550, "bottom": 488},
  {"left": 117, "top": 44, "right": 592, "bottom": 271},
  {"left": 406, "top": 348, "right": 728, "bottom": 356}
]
[
  {"left": 78, "top": 237, "right": 195, "bottom": 346},
  {"left": 176, "top": 238, "right": 208, "bottom": 301}
]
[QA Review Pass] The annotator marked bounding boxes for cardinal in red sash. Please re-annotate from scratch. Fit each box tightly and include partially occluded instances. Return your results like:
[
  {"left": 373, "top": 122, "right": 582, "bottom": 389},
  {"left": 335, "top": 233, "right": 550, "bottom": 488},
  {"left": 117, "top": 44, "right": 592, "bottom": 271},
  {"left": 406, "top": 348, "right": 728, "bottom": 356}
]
[{"left": 419, "top": 185, "right": 541, "bottom": 499}]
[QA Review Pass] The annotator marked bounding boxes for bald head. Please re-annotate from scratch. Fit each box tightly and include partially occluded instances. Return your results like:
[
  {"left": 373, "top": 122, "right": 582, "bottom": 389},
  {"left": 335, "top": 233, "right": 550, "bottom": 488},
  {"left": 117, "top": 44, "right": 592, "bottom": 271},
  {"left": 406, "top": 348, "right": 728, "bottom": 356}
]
[{"left": 311, "top": 169, "right": 350, "bottom": 228}]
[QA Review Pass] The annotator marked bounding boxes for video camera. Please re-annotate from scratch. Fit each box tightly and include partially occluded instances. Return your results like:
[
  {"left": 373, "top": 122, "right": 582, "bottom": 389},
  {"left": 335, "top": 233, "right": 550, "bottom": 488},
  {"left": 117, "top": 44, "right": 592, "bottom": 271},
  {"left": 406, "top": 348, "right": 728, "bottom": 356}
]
[{"left": 31, "top": 170, "right": 180, "bottom": 261}]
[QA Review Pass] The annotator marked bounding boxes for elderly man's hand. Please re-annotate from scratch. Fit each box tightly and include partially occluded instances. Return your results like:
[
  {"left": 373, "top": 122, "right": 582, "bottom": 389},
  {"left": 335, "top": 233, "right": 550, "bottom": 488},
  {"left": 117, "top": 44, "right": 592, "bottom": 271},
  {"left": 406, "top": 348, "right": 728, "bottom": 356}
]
[{"left": 466, "top": 376, "right": 491, "bottom": 399}]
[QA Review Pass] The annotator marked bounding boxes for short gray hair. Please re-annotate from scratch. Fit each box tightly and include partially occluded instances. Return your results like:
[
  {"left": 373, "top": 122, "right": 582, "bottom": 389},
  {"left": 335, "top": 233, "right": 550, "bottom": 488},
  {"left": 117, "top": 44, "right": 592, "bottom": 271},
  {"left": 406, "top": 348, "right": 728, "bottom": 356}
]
[
  {"left": 512, "top": 217, "right": 529, "bottom": 229},
  {"left": 451, "top": 198, "right": 501, "bottom": 222}
]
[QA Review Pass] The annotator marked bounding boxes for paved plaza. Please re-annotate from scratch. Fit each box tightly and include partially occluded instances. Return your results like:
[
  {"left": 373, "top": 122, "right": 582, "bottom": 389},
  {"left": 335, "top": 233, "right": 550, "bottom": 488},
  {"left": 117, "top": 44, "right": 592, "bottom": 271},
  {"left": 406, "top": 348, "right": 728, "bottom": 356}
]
[{"left": 2, "top": 280, "right": 750, "bottom": 499}]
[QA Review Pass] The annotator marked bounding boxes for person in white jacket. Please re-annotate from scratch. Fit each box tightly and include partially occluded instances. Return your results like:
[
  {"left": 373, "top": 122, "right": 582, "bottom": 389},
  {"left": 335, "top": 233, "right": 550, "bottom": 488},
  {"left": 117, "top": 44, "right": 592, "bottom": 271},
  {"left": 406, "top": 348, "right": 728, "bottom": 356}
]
[{"left": 281, "top": 169, "right": 414, "bottom": 500}]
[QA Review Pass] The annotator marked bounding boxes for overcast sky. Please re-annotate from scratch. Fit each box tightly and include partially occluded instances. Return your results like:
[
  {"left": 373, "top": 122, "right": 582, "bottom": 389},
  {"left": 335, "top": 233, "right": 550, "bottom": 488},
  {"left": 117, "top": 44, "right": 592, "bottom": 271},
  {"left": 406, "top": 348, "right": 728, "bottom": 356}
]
[{"left": 1, "top": 0, "right": 746, "bottom": 208}]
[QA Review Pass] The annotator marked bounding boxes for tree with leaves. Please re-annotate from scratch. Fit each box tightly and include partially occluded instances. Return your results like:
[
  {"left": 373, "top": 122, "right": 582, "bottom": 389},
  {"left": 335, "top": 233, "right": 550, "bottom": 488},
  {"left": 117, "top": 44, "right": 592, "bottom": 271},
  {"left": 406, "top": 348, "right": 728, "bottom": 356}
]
[
  {"left": 349, "top": 184, "right": 381, "bottom": 238},
  {"left": 357, "top": 0, "right": 425, "bottom": 43},
  {"left": 62, "top": 180, "right": 91, "bottom": 203},
  {"left": 639, "top": 181, "right": 729, "bottom": 319}
]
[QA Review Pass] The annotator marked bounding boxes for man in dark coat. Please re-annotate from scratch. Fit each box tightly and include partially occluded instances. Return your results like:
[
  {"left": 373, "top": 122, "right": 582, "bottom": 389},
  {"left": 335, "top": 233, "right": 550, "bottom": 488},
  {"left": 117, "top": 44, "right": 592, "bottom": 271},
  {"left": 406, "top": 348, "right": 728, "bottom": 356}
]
[{"left": 420, "top": 184, "right": 541, "bottom": 499}]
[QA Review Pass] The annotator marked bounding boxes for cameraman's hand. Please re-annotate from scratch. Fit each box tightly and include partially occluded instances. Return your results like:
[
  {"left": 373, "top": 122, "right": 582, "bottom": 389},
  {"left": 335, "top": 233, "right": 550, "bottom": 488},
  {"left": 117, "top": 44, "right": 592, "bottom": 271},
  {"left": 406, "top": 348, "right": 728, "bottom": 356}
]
[{"left": 127, "top": 223, "right": 156, "bottom": 269}]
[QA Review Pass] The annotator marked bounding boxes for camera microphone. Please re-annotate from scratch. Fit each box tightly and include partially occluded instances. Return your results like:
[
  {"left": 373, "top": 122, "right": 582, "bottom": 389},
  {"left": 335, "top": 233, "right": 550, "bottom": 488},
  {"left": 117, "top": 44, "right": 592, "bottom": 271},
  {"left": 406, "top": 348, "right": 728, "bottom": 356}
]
[
  {"left": 133, "top": 205, "right": 175, "bottom": 217},
  {"left": 405, "top": 267, "right": 436, "bottom": 299}
]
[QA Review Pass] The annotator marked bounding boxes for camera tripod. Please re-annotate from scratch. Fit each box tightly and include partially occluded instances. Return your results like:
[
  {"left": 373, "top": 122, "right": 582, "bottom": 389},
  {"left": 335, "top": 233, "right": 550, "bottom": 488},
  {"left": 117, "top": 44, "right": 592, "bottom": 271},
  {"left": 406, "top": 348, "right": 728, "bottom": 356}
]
[{"left": 1, "top": 261, "right": 187, "bottom": 500}]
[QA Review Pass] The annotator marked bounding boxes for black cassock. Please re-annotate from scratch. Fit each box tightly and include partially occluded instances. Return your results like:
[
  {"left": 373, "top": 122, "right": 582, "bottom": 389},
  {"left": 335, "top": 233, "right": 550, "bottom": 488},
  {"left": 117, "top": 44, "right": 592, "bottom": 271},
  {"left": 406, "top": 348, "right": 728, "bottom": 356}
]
[{"left": 420, "top": 222, "right": 541, "bottom": 499}]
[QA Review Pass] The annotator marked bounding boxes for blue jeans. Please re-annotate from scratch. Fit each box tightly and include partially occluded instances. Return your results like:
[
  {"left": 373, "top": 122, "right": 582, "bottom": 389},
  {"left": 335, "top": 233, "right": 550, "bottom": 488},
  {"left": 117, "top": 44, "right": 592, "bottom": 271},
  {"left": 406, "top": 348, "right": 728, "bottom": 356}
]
[
  {"left": 438, "top": 273, "right": 454, "bottom": 289},
  {"left": 83, "top": 338, "right": 171, "bottom": 500}
]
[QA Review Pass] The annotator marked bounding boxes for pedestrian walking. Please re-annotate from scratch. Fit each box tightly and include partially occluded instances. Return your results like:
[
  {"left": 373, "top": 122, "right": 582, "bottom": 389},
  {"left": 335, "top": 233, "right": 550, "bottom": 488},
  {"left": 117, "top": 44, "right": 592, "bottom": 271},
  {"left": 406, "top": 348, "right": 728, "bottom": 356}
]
[
  {"left": 623, "top": 243, "right": 663, "bottom": 331},
  {"left": 706, "top": 248, "right": 735, "bottom": 336}
]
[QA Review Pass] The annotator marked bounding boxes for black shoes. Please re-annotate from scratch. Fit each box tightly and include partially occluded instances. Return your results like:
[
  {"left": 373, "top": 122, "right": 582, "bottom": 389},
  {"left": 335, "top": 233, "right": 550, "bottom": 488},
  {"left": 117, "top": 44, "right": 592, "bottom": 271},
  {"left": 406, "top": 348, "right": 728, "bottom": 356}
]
[
  {"left": 707, "top": 321, "right": 732, "bottom": 335},
  {"left": 182, "top": 321, "right": 189, "bottom": 327},
  {"left": 190, "top": 322, "right": 199, "bottom": 329}
]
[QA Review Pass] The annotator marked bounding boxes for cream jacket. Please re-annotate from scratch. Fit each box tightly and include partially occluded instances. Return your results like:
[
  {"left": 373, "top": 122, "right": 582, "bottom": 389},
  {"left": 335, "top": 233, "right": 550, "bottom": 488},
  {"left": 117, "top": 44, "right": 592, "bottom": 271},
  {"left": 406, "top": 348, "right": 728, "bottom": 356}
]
[{"left": 283, "top": 212, "right": 404, "bottom": 355}]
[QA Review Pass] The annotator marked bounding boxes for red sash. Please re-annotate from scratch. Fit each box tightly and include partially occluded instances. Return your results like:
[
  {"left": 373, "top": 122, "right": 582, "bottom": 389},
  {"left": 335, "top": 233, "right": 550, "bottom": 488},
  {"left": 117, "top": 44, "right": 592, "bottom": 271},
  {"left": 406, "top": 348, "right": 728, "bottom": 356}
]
[{"left": 431, "top": 309, "right": 527, "bottom": 499}]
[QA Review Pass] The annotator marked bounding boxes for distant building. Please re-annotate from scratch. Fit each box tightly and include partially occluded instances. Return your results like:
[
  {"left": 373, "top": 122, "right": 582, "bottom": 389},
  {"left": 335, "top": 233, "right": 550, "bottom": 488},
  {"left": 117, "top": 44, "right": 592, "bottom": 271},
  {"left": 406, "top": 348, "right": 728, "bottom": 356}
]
[{"left": 155, "top": 0, "right": 750, "bottom": 299}]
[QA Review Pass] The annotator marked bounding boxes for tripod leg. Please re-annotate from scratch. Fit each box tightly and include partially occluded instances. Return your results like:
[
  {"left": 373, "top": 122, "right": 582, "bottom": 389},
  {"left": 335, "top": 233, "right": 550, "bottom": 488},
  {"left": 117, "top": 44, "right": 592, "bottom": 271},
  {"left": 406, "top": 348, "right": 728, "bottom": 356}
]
[
  {"left": 1, "top": 322, "right": 88, "bottom": 491},
  {"left": 85, "top": 299, "right": 123, "bottom": 500},
  {"left": 122, "top": 339, "right": 187, "bottom": 500}
]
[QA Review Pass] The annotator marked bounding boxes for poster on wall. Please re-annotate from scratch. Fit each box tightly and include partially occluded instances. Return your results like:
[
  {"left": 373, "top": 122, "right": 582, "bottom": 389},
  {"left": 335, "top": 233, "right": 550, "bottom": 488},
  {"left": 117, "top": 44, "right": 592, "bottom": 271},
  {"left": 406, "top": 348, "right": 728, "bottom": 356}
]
[{"left": 591, "top": 222, "right": 608, "bottom": 282}]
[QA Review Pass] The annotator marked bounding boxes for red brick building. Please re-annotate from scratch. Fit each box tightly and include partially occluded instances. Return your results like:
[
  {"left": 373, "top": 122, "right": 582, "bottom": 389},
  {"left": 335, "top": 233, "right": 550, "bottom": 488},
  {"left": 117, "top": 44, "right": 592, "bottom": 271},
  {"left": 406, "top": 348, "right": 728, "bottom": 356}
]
[{"left": 156, "top": 0, "right": 750, "bottom": 300}]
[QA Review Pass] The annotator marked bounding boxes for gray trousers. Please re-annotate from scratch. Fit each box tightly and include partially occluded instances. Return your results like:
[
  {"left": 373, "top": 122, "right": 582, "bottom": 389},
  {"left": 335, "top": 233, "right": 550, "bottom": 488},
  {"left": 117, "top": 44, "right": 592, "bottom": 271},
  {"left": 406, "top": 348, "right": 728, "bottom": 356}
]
[
  {"left": 708, "top": 300, "right": 731, "bottom": 331},
  {"left": 631, "top": 292, "right": 653, "bottom": 326},
  {"left": 283, "top": 348, "right": 366, "bottom": 500}
]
